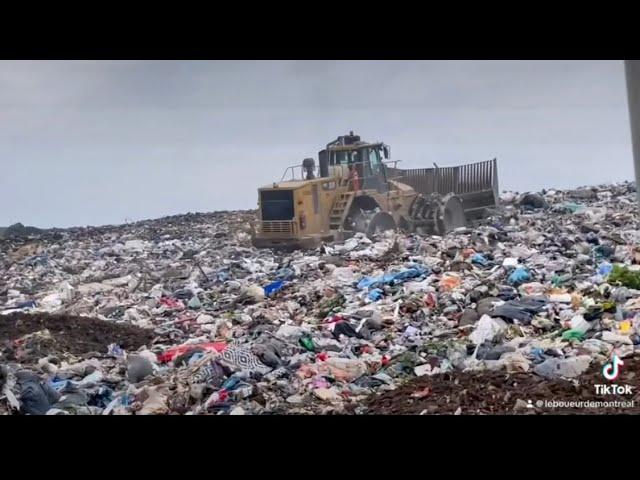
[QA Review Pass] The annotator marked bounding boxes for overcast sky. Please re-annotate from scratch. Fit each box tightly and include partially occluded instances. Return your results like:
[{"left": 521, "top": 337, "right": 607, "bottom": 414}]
[{"left": 0, "top": 60, "right": 633, "bottom": 228}]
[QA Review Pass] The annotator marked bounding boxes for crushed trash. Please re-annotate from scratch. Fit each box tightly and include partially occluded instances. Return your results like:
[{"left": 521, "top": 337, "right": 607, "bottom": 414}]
[{"left": 2, "top": 183, "right": 640, "bottom": 415}]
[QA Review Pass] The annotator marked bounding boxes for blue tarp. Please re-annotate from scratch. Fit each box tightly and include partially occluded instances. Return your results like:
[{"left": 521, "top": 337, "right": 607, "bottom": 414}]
[{"left": 357, "top": 264, "right": 430, "bottom": 290}]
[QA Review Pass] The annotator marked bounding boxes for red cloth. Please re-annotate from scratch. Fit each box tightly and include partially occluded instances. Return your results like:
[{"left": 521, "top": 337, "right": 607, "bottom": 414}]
[{"left": 158, "top": 342, "right": 227, "bottom": 363}]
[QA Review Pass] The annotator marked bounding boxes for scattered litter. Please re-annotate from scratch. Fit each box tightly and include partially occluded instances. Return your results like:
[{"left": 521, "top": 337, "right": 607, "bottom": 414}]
[{"left": 1, "top": 183, "right": 639, "bottom": 415}]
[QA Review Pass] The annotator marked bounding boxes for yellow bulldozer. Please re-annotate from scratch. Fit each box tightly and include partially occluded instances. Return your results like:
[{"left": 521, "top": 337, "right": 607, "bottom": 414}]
[{"left": 252, "top": 132, "right": 499, "bottom": 249}]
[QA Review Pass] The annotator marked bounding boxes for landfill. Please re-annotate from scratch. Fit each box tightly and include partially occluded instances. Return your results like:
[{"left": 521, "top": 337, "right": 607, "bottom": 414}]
[{"left": 1, "top": 183, "right": 640, "bottom": 415}]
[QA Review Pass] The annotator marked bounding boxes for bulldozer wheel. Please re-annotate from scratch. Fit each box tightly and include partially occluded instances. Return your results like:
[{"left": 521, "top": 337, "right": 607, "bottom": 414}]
[
  {"left": 366, "top": 212, "right": 397, "bottom": 238},
  {"left": 439, "top": 194, "right": 466, "bottom": 233},
  {"left": 408, "top": 195, "right": 425, "bottom": 219},
  {"left": 398, "top": 217, "right": 411, "bottom": 233}
]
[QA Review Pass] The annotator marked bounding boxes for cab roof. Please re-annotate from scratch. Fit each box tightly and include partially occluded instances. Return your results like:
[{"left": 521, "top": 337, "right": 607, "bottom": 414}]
[{"left": 326, "top": 141, "right": 383, "bottom": 152}]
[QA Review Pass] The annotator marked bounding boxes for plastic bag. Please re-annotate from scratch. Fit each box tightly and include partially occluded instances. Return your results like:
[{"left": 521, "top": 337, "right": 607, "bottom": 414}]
[
  {"left": 469, "top": 315, "right": 507, "bottom": 345},
  {"left": 264, "top": 280, "right": 285, "bottom": 297},
  {"left": 368, "top": 288, "right": 384, "bottom": 301},
  {"left": 471, "top": 253, "right": 489, "bottom": 267},
  {"left": 598, "top": 262, "right": 613, "bottom": 276},
  {"left": 508, "top": 267, "right": 530, "bottom": 286},
  {"left": 439, "top": 272, "right": 461, "bottom": 291}
]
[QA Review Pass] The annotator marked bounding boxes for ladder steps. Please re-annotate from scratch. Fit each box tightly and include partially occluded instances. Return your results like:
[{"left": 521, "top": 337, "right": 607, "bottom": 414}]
[{"left": 329, "top": 191, "right": 354, "bottom": 231}]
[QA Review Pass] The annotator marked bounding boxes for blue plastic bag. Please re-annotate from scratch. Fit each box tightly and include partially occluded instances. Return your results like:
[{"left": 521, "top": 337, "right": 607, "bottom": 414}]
[
  {"left": 358, "top": 264, "right": 430, "bottom": 290},
  {"left": 508, "top": 267, "right": 530, "bottom": 285},
  {"left": 368, "top": 288, "right": 384, "bottom": 301},
  {"left": 597, "top": 262, "right": 613, "bottom": 276},
  {"left": 357, "top": 274, "right": 394, "bottom": 290},
  {"left": 471, "top": 253, "right": 488, "bottom": 267},
  {"left": 530, "top": 347, "right": 547, "bottom": 363},
  {"left": 264, "top": 280, "right": 285, "bottom": 297},
  {"left": 392, "top": 267, "right": 424, "bottom": 282},
  {"left": 357, "top": 277, "right": 376, "bottom": 289}
]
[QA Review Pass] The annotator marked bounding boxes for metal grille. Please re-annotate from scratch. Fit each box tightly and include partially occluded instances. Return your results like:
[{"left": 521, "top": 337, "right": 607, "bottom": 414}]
[
  {"left": 388, "top": 158, "right": 498, "bottom": 197},
  {"left": 387, "top": 158, "right": 499, "bottom": 219},
  {"left": 258, "top": 220, "right": 297, "bottom": 235}
]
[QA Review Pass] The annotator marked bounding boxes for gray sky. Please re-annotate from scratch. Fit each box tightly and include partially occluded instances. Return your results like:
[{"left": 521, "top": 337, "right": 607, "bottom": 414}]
[{"left": 0, "top": 60, "right": 632, "bottom": 228}]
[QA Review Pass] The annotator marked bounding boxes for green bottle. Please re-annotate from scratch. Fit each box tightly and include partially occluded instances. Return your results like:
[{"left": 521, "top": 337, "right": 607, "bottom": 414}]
[{"left": 299, "top": 335, "right": 316, "bottom": 352}]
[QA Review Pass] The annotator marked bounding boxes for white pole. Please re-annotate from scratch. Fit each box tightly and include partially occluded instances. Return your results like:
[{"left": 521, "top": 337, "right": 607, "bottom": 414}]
[{"left": 624, "top": 60, "right": 640, "bottom": 205}]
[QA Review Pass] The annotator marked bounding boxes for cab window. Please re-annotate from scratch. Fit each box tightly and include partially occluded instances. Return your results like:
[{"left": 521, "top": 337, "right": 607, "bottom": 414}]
[
  {"left": 330, "top": 151, "right": 349, "bottom": 166},
  {"left": 369, "top": 147, "right": 382, "bottom": 172}
]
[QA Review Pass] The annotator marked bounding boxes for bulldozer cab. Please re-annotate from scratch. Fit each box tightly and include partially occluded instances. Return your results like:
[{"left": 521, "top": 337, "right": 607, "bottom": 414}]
[{"left": 322, "top": 132, "right": 390, "bottom": 193}]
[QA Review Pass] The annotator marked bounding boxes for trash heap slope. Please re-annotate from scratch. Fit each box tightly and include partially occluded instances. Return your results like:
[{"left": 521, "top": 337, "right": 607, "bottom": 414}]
[{"left": 1, "top": 184, "right": 639, "bottom": 415}]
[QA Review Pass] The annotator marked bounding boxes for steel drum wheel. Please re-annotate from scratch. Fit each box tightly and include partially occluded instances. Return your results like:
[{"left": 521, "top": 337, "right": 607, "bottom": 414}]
[{"left": 440, "top": 194, "right": 466, "bottom": 233}]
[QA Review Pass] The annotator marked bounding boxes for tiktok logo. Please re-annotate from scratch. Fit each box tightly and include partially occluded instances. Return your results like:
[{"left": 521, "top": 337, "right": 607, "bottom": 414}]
[{"left": 602, "top": 354, "right": 624, "bottom": 381}]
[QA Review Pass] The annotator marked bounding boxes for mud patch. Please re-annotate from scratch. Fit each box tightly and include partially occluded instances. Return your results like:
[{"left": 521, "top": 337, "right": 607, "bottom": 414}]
[
  {"left": 364, "top": 356, "right": 640, "bottom": 415},
  {"left": 0, "top": 312, "right": 155, "bottom": 361}
]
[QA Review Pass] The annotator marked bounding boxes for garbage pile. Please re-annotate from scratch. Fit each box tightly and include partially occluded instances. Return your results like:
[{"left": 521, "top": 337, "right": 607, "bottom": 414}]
[
  {"left": 0, "top": 223, "right": 44, "bottom": 240},
  {"left": 1, "top": 183, "right": 640, "bottom": 415}
]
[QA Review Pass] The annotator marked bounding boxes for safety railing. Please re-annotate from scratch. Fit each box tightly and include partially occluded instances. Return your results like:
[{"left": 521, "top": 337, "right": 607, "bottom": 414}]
[
  {"left": 280, "top": 160, "right": 401, "bottom": 183},
  {"left": 281, "top": 165, "right": 306, "bottom": 182}
]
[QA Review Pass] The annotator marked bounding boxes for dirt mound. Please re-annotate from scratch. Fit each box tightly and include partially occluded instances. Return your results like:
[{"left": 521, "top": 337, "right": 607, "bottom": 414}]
[
  {"left": 0, "top": 312, "right": 155, "bottom": 360},
  {"left": 364, "top": 357, "right": 640, "bottom": 415}
]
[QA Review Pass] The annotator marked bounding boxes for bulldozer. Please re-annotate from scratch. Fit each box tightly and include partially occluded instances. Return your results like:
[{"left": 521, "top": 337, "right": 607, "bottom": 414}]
[{"left": 252, "top": 132, "right": 499, "bottom": 249}]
